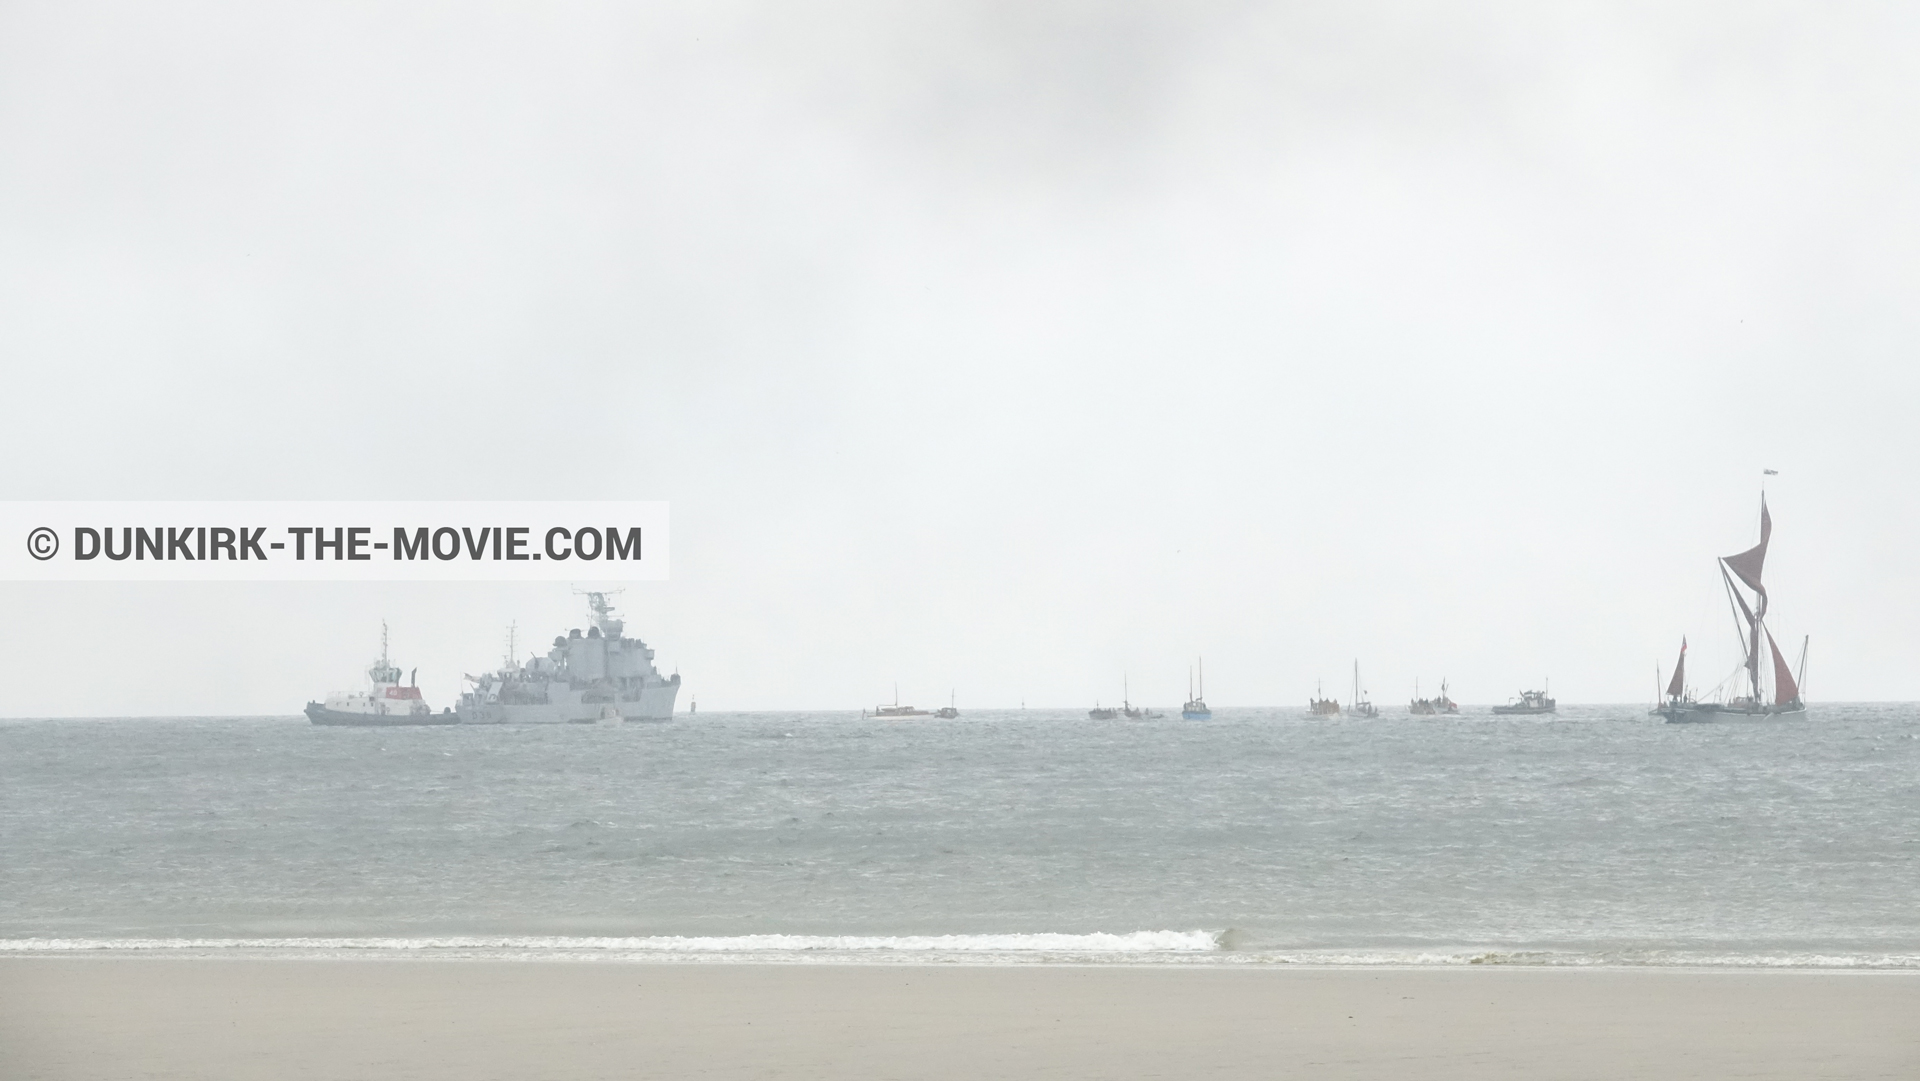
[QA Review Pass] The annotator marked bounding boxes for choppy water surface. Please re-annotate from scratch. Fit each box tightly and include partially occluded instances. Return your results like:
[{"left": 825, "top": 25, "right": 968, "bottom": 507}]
[{"left": 3, "top": 705, "right": 1917, "bottom": 965}]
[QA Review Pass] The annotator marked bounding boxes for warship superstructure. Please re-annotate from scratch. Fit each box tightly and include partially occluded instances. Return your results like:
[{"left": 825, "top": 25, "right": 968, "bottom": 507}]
[
  {"left": 306, "top": 623, "right": 452, "bottom": 726},
  {"left": 457, "top": 592, "right": 680, "bottom": 723}
]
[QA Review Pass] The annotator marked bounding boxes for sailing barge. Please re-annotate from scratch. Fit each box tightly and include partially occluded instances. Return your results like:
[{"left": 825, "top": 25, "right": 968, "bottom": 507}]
[{"left": 1656, "top": 495, "right": 1807, "bottom": 722}]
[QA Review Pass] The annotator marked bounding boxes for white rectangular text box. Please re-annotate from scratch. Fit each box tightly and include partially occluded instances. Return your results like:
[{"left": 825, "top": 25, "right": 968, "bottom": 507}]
[{"left": 1, "top": 502, "right": 668, "bottom": 581}]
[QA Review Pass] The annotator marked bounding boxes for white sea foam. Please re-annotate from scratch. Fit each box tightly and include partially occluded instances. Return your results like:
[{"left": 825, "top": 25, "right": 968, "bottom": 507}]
[
  {"left": 4, "top": 936, "right": 1918, "bottom": 969},
  {"left": 1234, "top": 949, "right": 1920, "bottom": 969},
  {"left": 0, "top": 930, "right": 1223, "bottom": 957}
]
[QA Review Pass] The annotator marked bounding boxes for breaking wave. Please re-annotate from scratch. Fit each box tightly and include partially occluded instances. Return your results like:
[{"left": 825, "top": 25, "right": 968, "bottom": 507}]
[
  {"left": 4, "top": 934, "right": 1919, "bottom": 968},
  {"left": 0, "top": 930, "right": 1222, "bottom": 958}
]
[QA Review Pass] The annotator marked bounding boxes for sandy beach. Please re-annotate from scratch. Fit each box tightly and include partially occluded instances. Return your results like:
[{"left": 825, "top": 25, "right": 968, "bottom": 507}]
[{"left": 2, "top": 960, "right": 1916, "bottom": 1080}]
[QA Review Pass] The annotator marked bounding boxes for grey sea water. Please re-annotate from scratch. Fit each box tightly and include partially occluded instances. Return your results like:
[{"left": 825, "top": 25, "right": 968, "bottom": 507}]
[{"left": 3, "top": 705, "right": 1917, "bottom": 965}]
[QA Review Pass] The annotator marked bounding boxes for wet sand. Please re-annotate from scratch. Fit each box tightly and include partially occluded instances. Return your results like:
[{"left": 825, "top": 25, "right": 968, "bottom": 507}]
[{"left": 3, "top": 960, "right": 1917, "bottom": 1080}]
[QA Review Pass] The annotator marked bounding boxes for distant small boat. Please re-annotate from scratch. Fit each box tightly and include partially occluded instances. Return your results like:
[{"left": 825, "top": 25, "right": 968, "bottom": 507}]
[
  {"left": 1651, "top": 638, "right": 1706, "bottom": 723},
  {"left": 1088, "top": 703, "right": 1119, "bottom": 720},
  {"left": 1409, "top": 678, "right": 1459, "bottom": 716},
  {"left": 867, "top": 685, "right": 930, "bottom": 719},
  {"left": 1309, "top": 679, "right": 1340, "bottom": 717},
  {"left": 1348, "top": 660, "right": 1379, "bottom": 719},
  {"left": 1181, "top": 660, "right": 1211, "bottom": 720},
  {"left": 933, "top": 690, "right": 959, "bottom": 719},
  {"left": 1492, "top": 686, "right": 1556, "bottom": 715},
  {"left": 1120, "top": 675, "right": 1162, "bottom": 718}
]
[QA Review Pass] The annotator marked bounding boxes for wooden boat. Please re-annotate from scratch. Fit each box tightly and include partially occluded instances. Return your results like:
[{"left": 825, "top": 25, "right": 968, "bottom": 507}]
[
  {"left": 867, "top": 685, "right": 930, "bottom": 718},
  {"left": 1348, "top": 661, "right": 1378, "bottom": 718},
  {"left": 1309, "top": 679, "right": 1340, "bottom": 716},
  {"left": 1181, "top": 660, "right": 1210, "bottom": 719},
  {"left": 1409, "top": 678, "right": 1459, "bottom": 716},
  {"left": 1492, "top": 688, "right": 1556, "bottom": 715},
  {"left": 1658, "top": 491, "right": 1808, "bottom": 722}
]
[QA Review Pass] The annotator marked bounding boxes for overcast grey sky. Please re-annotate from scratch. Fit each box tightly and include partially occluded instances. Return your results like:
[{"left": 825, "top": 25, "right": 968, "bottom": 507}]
[{"left": 2, "top": 2, "right": 1917, "bottom": 714}]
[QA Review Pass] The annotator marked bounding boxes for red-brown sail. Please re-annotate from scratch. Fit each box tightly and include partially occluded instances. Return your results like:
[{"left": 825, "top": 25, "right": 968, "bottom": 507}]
[
  {"left": 1767, "top": 629, "right": 1800, "bottom": 705},
  {"left": 1722, "top": 500, "right": 1772, "bottom": 598},
  {"left": 1665, "top": 638, "right": 1686, "bottom": 698}
]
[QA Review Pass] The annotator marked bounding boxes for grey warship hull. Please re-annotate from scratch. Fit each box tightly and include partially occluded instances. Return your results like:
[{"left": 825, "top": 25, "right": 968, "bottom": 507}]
[{"left": 456, "top": 675, "right": 681, "bottom": 724}]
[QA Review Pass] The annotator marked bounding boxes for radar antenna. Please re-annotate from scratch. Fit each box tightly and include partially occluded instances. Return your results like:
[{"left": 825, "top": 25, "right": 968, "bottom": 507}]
[
  {"left": 573, "top": 588, "right": 627, "bottom": 637},
  {"left": 368, "top": 619, "right": 402, "bottom": 685}
]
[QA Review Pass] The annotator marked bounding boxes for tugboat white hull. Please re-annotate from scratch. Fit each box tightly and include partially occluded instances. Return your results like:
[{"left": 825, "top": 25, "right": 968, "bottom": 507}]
[
  {"left": 306, "top": 623, "right": 441, "bottom": 726},
  {"left": 305, "top": 703, "right": 455, "bottom": 726}
]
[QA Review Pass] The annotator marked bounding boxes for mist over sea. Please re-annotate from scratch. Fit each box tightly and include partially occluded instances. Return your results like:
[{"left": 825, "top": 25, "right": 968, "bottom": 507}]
[{"left": 4, "top": 707, "right": 1917, "bottom": 966}]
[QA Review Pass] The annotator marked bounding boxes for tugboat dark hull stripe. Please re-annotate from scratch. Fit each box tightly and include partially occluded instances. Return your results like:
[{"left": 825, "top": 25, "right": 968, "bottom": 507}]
[{"left": 304, "top": 703, "right": 457, "bottom": 726}]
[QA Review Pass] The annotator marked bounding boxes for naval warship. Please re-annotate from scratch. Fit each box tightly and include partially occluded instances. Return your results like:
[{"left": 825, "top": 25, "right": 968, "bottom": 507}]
[{"left": 457, "top": 592, "right": 681, "bottom": 723}]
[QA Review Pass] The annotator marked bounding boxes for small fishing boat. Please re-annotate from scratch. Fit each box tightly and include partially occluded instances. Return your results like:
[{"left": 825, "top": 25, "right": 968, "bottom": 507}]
[
  {"left": 1492, "top": 687, "right": 1556, "bottom": 715},
  {"left": 867, "top": 685, "right": 930, "bottom": 719},
  {"left": 1181, "top": 660, "right": 1211, "bottom": 719},
  {"left": 1088, "top": 703, "right": 1119, "bottom": 720},
  {"left": 1651, "top": 638, "right": 1707, "bottom": 722},
  {"left": 934, "top": 690, "right": 959, "bottom": 719},
  {"left": 1409, "top": 678, "right": 1459, "bottom": 716},
  {"left": 1119, "top": 675, "right": 1162, "bottom": 718},
  {"left": 1309, "top": 679, "right": 1340, "bottom": 717},
  {"left": 1348, "top": 661, "right": 1379, "bottom": 718}
]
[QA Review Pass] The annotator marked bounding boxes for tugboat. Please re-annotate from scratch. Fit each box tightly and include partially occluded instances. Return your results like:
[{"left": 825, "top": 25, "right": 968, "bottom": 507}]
[
  {"left": 1309, "top": 679, "right": 1341, "bottom": 717},
  {"left": 1180, "top": 660, "right": 1211, "bottom": 720},
  {"left": 1492, "top": 686, "right": 1556, "bottom": 715},
  {"left": 1347, "top": 660, "right": 1380, "bottom": 718},
  {"left": 306, "top": 623, "right": 451, "bottom": 726},
  {"left": 1658, "top": 491, "right": 1808, "bottom": 722},
  {"left": 1409, "top": 678, "right": 1460, "bottom": 716}
]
